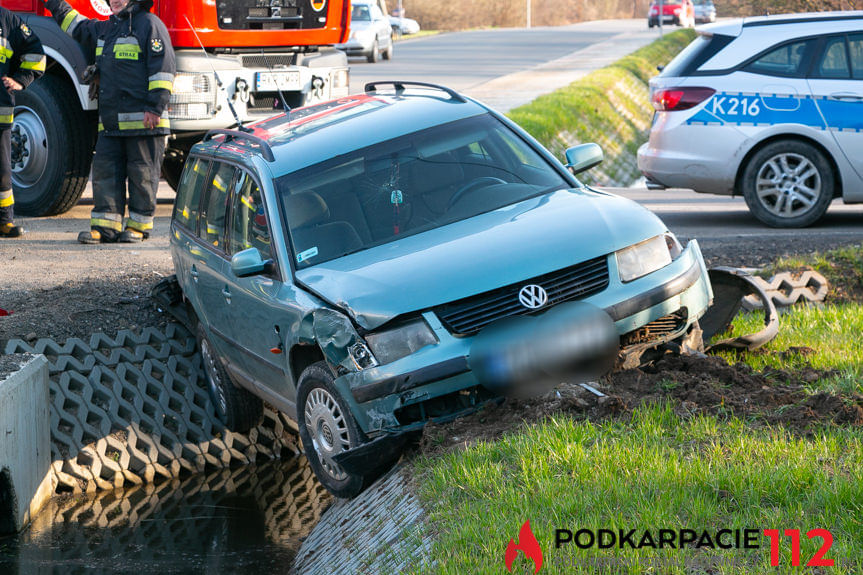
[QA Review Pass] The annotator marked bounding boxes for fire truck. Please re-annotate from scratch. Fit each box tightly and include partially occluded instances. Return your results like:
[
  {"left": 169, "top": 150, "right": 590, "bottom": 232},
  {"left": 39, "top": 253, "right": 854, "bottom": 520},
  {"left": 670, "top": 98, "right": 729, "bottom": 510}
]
[{"left": 6, "top": 0, "right": 351, "bottom": 216}]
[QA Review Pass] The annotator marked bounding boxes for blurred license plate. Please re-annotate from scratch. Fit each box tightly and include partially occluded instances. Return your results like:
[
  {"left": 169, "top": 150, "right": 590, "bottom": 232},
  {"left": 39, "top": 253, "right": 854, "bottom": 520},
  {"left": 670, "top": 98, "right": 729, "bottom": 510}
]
[{"left": 256, "top": 71, "right": 301, "bottom": 91}]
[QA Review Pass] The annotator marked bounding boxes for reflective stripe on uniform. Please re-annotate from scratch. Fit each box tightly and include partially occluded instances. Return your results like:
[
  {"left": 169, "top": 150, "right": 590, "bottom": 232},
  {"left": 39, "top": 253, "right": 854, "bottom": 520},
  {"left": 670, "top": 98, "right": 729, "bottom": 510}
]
[
  {"left": 19, "top": 53, "right": 46, "bottom": 72},
  {"left": 118, "top": 119, "right": 170, "bottom": 130},
  {"left": 98, "top": 122, "right": 104, "bottom": 131},
  {"left": 61, "top": 10, "right": 87, "bottom": 35},
  {"left": 126, "top": 212, "right": 154, "bottom": 231},
  {"left": 0, "top": 106, "right": 13, "bottom": 124},
  {"left": 0, "top": 189, "right": 13, "bottom": 208},
  {"left": 148, "top": 72, "right": 174, "bottom": 92},
  {"left": 113, "top": 38, "right": 141, "bottom": 60},
  {"left": 96, "top": 39, "right": 104, "bottom": 56},
  {"left": 0, "top": 39, "right": 13, "bottom": 64},
  {"left": 91, "top": 211, "right": 123, "bottom": 231}
]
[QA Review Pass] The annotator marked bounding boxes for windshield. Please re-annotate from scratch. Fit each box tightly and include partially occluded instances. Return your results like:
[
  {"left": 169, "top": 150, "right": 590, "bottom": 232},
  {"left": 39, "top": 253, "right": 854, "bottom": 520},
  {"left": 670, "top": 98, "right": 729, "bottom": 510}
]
[
  {"left": 352, "top": 5, "right": 371, "bottom": 21},
  {"left": 278, "top": 114, "right": 571, "bottom": 269}
]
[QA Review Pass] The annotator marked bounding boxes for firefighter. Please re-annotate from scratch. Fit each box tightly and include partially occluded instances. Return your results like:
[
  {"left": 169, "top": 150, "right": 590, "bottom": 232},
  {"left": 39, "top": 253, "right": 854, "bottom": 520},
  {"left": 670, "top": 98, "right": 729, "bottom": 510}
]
[
  {"left": 46, "top": 0, "right": 175, "bottom": 243},
  {"left": 0, "top": 8, "right": 45, "bottom": 238}
]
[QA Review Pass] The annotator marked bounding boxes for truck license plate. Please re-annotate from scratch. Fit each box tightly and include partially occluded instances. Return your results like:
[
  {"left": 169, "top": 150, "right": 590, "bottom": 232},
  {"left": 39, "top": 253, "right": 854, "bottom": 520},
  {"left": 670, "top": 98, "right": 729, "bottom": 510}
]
[{"left": 255, "top": 71, "right": 301, "bottom": 92}]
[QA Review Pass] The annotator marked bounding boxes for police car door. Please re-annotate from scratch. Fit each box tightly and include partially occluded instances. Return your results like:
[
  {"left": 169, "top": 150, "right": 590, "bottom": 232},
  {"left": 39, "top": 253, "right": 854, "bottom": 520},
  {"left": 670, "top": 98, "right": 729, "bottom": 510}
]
[{"left": 807, "top": 33, "right": 863, "bottom": 180}]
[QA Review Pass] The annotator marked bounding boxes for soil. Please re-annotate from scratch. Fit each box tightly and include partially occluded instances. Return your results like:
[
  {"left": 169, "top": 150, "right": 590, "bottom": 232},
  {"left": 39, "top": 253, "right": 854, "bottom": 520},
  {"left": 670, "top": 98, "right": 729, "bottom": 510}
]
[{"left": 420, "top": 354, "right": 863, "bottom": 455}]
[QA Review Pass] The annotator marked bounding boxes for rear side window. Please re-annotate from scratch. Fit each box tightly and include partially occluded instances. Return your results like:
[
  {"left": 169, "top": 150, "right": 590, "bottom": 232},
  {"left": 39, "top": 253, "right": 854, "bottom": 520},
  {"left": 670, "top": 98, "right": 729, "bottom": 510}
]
[
  {"left": 229, "top": 171, "right": 272, "bottom": 261},
  {"left": 816, "top": 36, "right": 850, "bottom": 79},
  {"left": 851, "top": 34, "right": 863, "bottom": 79},
  {"left": 745, "top": 40, "right": 810, "bottom": 77},
  {"left": 659, "top": 34, "right": 733, "bottom": 77},
  {"left": 174, "top": 158, "right": 209, "bottom": 231},
  {"left": 200, "top": 163, "right": 235, "bottom": 249}
]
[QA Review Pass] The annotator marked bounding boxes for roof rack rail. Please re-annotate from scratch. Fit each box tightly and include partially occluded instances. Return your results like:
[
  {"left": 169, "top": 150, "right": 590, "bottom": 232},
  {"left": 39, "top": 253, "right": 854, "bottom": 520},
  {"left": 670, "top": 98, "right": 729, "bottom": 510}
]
[
  {"left": 364, "top": 81, "right": 466, "bottom": 103},
  {"left": 203, "top": 129, "right": 275, "bottom": 162}
]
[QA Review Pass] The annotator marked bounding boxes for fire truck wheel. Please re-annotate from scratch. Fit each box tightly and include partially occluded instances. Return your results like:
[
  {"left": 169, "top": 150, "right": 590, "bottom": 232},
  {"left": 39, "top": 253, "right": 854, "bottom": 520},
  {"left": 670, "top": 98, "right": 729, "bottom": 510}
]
[{"left": 12, "top": 74, "right": 94, "bottom": 216}]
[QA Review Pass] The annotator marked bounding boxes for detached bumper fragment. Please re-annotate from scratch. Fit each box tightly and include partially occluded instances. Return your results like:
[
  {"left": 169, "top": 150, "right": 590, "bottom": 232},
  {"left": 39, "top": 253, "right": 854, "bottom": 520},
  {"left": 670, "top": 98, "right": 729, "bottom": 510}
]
[{"left": 700, "top": 267, "right": 779, "bottom": 351}]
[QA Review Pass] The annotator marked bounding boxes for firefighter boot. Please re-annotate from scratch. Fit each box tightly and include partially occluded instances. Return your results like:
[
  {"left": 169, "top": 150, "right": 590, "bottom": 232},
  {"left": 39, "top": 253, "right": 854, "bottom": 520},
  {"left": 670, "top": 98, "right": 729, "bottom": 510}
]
[
  {"left": 0, "top": 222, "right": 22, "bottom": 238},
  {"left": 78, "top": 226, "right": 119, "bottom": 244},
  {"left": 118, "top": 228, "right": 149, "bottom": 243}
]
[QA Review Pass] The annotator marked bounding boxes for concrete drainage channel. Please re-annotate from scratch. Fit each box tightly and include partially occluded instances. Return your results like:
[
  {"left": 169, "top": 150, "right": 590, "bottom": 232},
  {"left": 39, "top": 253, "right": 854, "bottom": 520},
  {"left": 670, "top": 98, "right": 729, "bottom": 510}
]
[{"left": 0, "top": 323, "right": 431, "bottom": 573}]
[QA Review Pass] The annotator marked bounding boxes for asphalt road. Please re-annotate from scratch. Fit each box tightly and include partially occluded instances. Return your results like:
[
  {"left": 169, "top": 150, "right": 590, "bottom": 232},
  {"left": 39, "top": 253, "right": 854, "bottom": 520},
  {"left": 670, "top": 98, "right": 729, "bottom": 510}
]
[{"left": 349, "top": 19, "right": 659, "bottom": 112}]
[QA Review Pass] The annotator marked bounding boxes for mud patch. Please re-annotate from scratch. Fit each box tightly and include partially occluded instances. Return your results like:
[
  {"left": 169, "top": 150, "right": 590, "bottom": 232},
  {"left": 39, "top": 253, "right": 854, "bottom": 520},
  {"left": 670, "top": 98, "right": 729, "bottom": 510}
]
[{"left": 420, "top": 354, "right": 863, "bottom": 454}]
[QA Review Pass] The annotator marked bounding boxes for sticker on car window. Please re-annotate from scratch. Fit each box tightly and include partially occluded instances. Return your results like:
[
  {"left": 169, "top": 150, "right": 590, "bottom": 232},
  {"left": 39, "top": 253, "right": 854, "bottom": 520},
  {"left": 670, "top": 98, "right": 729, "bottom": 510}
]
[{"left": 297, "top": 247, "right": 319, "bottom": 263}]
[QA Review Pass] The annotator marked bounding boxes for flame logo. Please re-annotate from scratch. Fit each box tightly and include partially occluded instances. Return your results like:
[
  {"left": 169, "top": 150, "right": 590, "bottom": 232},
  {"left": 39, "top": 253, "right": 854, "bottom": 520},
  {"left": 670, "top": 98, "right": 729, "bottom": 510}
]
[{"left": 505, "top": 520, "right": 543, "bottom": 573}]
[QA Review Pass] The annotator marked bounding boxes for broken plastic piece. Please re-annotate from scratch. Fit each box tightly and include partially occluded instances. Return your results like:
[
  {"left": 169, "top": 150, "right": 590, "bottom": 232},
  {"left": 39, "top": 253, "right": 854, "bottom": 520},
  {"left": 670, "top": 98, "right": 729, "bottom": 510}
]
[{"left": 701, "top": 267, "right": 779, "bottom": 352}]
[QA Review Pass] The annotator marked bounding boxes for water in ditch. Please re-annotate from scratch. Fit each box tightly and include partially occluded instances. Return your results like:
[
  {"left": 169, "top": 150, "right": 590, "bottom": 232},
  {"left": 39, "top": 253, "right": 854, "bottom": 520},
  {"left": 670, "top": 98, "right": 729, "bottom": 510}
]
[{"left": 0, "top": 456, "right": 330, "bottom": 574}]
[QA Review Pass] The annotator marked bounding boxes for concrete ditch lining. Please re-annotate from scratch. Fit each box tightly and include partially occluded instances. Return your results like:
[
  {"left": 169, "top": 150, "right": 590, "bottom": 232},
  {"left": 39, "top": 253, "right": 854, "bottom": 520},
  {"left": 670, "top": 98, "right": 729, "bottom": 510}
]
[{"left": 3, "top": 322, "right": 300, "bottom": 495}]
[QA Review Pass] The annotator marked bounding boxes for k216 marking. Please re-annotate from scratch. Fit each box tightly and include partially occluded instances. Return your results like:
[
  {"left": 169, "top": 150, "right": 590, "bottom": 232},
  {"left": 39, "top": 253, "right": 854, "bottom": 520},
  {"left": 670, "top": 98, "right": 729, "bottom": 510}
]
[
  {"left": 712, "top": 96, "right": 761, "bottom": 116},
  {"left": 763, "top": 529, "right": 834, "bottom": 567}
]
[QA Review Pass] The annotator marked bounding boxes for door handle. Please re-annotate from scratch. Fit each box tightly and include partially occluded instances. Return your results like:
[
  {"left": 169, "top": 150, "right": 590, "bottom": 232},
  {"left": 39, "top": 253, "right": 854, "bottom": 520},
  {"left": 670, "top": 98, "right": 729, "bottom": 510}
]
[
  {"left": 829, "top": 92, "right": 863, "bottom": 101},
  {"left": 222, "top": 287, "right": 232, "bottom": 303},
  {"left": 190, "top": 266, "right": 199, "bottom": 283}
]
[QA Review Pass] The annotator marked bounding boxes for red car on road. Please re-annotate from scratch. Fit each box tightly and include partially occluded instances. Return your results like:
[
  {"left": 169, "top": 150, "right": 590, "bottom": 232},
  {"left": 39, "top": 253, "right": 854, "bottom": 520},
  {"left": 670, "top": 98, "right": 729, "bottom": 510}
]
[{"left": 648, "top": 0, "right": 695, "bottom": 28}]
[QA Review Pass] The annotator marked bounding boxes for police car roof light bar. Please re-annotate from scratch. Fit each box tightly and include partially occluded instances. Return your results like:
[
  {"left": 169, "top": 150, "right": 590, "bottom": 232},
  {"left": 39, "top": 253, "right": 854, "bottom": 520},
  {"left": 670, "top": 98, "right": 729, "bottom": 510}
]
[{"left": 183, "top": 15, "right": 252, "bottom": 133}]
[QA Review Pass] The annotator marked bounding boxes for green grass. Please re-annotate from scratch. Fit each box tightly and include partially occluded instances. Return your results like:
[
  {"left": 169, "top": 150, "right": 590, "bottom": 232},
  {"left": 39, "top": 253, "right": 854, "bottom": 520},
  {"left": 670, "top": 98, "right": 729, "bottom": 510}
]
[
  {"left": 412, "top": 404, "right": 863, "bottom": 574},
  {"left": 714, "top": 304, "right": 863, "bottom": 395},
  {"left": 506, "top": 29, "right": 696, "bottom": 187}
]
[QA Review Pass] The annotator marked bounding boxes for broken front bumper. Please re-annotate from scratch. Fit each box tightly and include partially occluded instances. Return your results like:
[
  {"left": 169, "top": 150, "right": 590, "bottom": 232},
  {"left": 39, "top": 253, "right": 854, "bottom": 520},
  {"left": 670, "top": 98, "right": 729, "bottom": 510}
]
[{"left": 333, "top": 240, "right": 713, "bottom": 436}]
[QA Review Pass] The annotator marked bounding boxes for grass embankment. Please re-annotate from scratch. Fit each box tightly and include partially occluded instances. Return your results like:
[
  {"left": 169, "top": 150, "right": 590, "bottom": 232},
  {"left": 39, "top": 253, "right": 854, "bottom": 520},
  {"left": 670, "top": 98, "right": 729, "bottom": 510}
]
[
  {"left": 716, "top": 245, "right": 863, "bottom": 395},
  {"left": 411, "top": 246, "right": 863, "bottom": 574},
  {"left": 506, "top": 29, "right": 695, "bottom": 187}
]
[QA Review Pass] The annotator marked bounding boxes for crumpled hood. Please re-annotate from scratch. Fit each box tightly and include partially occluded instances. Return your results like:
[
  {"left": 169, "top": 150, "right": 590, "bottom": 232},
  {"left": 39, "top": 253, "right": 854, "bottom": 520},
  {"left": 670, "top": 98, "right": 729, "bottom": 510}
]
[{"left": 296, "top": 189, "right": 668, "bottom": 330}]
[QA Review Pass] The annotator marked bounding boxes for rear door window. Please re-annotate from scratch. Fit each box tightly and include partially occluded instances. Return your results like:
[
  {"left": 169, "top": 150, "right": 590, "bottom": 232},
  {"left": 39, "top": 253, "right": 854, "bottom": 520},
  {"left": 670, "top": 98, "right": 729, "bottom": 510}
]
[
  {"left": 200, "top": 162, "right": 235, "bottom": 250},
  {"left": 745, "top": 40, "right": 810, "bottom": 77},
  {"left": 173, "top": 157, "right": 209, "bottom": 232},
  {"left": 848, "top": 33, "right": 863, "bottom": 79}
]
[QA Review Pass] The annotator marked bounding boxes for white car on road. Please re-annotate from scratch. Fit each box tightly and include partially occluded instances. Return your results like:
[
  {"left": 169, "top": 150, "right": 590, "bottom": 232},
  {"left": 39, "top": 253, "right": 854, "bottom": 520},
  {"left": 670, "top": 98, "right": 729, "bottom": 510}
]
[{"left": 638, "top": 12, "right": 863, "bottom": 227}]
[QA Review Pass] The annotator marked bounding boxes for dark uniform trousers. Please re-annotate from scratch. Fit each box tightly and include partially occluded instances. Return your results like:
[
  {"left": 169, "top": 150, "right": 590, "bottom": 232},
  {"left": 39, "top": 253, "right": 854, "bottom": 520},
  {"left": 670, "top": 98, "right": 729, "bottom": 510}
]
[
  {"left": 91, "top": 134, "right": 166, "bottom": 236},
  {"left": 0, "top": 129, "right": 12, "bottom": 225}
]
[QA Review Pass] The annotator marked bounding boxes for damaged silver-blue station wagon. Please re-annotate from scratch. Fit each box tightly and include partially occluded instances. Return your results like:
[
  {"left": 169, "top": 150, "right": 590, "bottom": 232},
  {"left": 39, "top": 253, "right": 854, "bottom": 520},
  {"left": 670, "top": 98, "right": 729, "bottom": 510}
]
[{"left": 167, "top": 82, "right": 713, "bottom": 497}]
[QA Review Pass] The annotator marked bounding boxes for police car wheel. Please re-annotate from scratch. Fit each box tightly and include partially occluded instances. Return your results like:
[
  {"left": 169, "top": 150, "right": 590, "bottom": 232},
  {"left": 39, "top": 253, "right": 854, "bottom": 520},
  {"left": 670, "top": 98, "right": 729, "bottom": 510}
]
[
  {"left": 297, "top": 361, "right": 374, "bottom": 498},
  {"left": 742, "top": 140, "right": 834, "bottom": 228},
  {"left": 196, "top": 323, "right": 264, "bottom": 432}
]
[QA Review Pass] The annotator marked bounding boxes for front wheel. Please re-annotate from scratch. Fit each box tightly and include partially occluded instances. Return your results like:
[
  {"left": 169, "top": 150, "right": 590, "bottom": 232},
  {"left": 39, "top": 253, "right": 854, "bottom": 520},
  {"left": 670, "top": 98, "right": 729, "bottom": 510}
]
[
  {"left": 297, "top": 362, "right": 374, "bottom": 498},
  {"left": 12, "top": 75, "right": 95, "bottom": 216},
  {"left": 741, "top": 140, "right": 834, "bottom": 228},
  {"left": 367, "top": 40, "right": 380, "bottom": 63}
]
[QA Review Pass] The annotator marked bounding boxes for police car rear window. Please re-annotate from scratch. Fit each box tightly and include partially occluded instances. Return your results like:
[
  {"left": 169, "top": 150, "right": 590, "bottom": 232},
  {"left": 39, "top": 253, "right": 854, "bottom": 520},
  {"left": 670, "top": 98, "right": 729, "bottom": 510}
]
[{"left": 659, "top": 34, "right": 734, "bottom": 77}]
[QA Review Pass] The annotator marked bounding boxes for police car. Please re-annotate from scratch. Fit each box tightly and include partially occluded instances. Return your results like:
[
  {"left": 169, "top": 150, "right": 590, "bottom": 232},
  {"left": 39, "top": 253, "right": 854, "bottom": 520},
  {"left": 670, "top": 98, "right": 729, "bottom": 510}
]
[{"left": 638, "top": 12, "right": 863, "bottom": 227}]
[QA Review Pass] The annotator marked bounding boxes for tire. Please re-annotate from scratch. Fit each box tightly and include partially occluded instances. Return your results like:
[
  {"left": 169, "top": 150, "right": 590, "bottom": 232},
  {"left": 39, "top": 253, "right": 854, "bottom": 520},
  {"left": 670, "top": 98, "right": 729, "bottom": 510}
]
[
  {"left": 367, "top": 40, "right": 380, "bottom": 64},
  {"left": 741, "top": 140, "right": 834, "bottom": 228},
  {"left": 383, "top": 36, "right": 393, "bottom": 61},
  {"left": 161, "top": 146, "right": 186, "bottom": 191},
  {"left": 12, "top": 74, "right": 95, "bottom": 216},
  {"left": 197, "top": 323, "right": 264, "bottom": 433},
  {"left": 297, "top": 362, "right": 374, "bottom": 498}
]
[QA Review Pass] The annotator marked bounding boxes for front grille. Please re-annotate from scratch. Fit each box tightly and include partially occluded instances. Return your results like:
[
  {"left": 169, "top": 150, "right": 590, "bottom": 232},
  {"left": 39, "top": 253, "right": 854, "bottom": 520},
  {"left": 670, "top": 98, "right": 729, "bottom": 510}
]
[
  {"left": 621, "top": 309, "right": 688, "bottom": 346},
  {"left": 242, "top": 55, "right": 296, "bottom": 68},
  {"left": 435, "top": 255, "right": 610, "bottom": 336}
]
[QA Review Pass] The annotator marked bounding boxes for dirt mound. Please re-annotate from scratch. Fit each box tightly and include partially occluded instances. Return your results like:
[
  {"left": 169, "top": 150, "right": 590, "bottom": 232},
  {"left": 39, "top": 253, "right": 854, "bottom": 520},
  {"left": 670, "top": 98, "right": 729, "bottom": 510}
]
[{"left": 420, "top": 354, "right": 863, "bottom": 454}]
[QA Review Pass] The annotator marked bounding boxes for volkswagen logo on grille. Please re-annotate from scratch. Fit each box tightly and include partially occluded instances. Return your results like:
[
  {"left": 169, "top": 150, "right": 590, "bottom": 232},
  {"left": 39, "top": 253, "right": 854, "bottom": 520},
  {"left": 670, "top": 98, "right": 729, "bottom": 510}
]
[{"left": 518, "top": 284, "right": 548, "bottom": 309}]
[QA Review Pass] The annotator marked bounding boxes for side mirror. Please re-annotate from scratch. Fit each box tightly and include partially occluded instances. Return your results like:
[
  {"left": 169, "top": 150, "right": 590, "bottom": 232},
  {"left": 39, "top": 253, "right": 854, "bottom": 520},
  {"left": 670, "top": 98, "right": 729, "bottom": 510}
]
[
  {"left": 231, "top": 247, "right": 272, "bottom": 278},
  {"left": 564, "top": 143, "right": 603, "bottom": 175}
]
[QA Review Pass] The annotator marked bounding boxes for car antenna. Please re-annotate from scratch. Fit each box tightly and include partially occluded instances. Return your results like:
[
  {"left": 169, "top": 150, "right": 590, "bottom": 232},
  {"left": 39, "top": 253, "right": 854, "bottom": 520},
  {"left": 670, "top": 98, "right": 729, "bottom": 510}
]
[
  {"left": 261, "top": 49, "right": 291, "bottom": 116},
  {"left": 183, "top": 15, "right": 252, "bottom": 133}
]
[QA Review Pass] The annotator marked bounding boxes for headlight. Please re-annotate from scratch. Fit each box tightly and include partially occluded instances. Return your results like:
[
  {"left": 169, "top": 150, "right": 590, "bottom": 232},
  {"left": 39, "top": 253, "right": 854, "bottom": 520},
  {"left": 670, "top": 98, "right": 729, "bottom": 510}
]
[
  {"left": 365, "top": 319, "right": 438, "bottom": 365},
  {"left": 332, "top": 69, "right": 349, "bottom": 89},
  {"left": 616, "top": 234, "right": 675, "bottom": 283}
]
